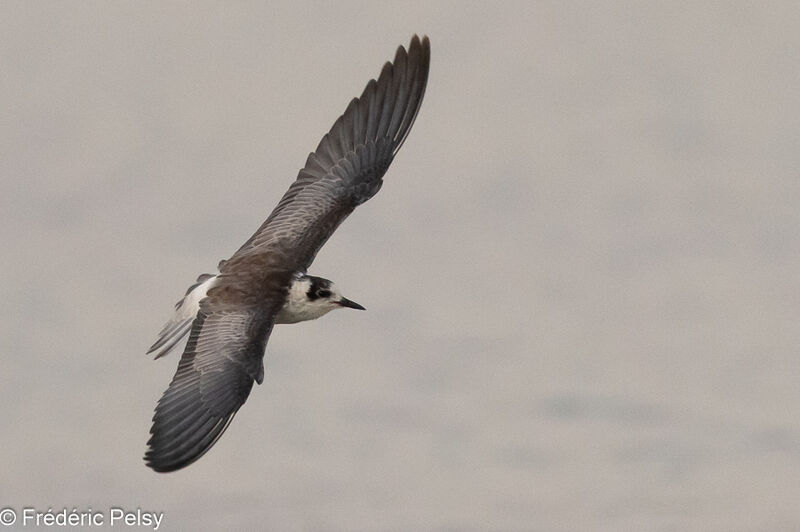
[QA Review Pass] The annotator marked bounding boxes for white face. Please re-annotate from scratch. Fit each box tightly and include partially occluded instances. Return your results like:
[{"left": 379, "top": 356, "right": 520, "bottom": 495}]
[
  {"left": 308, "top": 282, "right": 343, "bottom": 314},
  {"left": 275, "top": 277, "right": 363, "bottom": 324}
]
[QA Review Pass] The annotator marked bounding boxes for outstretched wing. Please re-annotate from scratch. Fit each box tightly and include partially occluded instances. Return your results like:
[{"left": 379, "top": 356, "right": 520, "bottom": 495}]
[
  {"left": 145, "top": 303, "right": 272, "bottom": 472},
  {"left": 146, "top": 35, "right": 430, "bottom": 472},
  {"left": 222, "top": 34, "right": 430, "bottom": 281}
]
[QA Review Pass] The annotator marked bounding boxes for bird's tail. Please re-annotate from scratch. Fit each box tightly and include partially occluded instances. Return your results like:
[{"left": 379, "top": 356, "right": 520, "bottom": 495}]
[{"left": 147, "top": 273, "right": 217, "bottom": 359}]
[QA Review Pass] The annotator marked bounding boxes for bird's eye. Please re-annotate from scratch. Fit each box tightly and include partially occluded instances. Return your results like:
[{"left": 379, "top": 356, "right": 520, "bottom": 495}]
[{"left": 317, "top": 289, "right": 331, "bottom": 299}]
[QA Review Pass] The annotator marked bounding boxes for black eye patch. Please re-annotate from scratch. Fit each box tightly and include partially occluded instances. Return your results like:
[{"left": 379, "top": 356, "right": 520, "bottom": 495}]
[{"left": 307, "top": 276, "right": 331, "bottom": 300}]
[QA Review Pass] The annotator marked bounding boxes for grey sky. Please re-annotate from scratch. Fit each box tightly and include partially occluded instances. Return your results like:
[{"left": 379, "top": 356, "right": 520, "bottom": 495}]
[{"left": 2, "top": 2, "right": 800, "bottom": 530}]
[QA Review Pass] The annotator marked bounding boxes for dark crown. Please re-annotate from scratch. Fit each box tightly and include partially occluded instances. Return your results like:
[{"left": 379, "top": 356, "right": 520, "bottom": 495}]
[{"left": 306, "top": 276, "right": 332, "bottom": 300}]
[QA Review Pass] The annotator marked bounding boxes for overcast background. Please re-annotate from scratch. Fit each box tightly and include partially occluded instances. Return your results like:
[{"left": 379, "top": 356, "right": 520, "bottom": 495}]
[{"left": 2, "top": 2, "right": 800, "bottom": 531}]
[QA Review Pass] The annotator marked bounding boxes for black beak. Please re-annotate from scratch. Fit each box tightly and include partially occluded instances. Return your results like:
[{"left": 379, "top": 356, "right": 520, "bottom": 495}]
[{"left": 338, "top": 297, "right": 365, "bottom": 311}]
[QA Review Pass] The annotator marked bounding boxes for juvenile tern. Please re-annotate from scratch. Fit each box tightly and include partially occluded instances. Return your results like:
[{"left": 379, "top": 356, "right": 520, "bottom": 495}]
[{"left": 145, "top": 35, "right": 430, "bottom": 472}]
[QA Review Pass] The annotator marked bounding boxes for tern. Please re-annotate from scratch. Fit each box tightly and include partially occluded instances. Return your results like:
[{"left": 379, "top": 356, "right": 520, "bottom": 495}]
[{"left": 144, "top": 35, "right": 430, "bottom": 472}]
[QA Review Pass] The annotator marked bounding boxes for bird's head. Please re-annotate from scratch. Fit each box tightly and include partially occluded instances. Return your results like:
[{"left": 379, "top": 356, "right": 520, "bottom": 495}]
[
  {"left": 275, "top": 275, "right": 365, "bottom": 324},
  {"left": 306, "top": 276, "right": 365, "bottom": 311}
]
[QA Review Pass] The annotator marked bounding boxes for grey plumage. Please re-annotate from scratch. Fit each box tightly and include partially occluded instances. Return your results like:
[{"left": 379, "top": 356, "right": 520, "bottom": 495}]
[
  {"left": 145, "top": 35, "right": 430, "bottom": 472},
  {"left": 147, "top": 273, "right": 215, "bottom": 359}
]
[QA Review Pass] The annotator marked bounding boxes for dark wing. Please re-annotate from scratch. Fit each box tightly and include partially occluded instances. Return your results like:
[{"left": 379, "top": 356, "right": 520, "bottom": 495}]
[
  {"left": 221, "top": 35, "right": 430, "bottom": 280},
  {"left": 145, "top": 35, "right": 430, "bottom": 472},
  {"left": 145, "top": 303, "right": 272, "bottom": 472}
]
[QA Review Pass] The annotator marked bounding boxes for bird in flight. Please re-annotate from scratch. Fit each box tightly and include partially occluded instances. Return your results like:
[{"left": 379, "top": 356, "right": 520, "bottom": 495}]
[{"left": 144, "top": 35, "right": 430, "bottom": 472}]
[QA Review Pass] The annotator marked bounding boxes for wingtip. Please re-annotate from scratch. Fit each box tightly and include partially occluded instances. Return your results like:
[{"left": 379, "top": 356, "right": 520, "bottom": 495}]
[
  {"left": 144, "top": 413, "right": 237, "bottom": 473},
  {"left": 397, "top": 34, "right": 430, "bottom": 64},
  {"left": 409, "top": 34, "right": 430, "bottom": 52}
]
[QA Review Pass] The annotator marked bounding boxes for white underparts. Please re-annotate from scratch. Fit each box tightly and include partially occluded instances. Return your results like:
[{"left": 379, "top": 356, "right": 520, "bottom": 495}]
[
  {"left": 149, "top": 273, "right": 339, "bottom": 358},
  {"left": 274, "top": 277, "right": 340, "bottom": 324}
]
